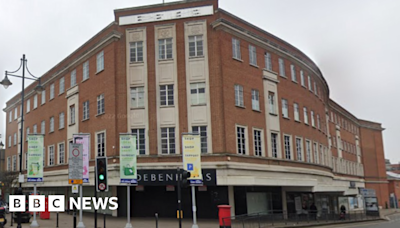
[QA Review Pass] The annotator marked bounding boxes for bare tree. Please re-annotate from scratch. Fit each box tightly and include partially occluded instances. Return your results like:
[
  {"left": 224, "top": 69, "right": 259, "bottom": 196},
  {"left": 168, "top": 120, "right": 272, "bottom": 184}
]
[{"left": 0, "top": 171, "right": 19, "bottom": 197}]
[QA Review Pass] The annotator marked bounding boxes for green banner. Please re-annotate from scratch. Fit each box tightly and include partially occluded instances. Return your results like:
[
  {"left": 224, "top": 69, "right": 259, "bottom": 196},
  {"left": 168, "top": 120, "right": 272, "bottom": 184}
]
[
  {"left": 120, "top": 134, "right": 137, "bottom": 184},
  {"left": 27, "top": 134, "right": 44, "bottom": 182}
]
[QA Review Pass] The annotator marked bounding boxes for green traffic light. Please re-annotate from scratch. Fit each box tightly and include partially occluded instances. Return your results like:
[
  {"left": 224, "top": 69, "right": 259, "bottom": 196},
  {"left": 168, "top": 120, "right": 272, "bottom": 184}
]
[{"left": 99, "top": 174, "right": 104, "bottom": 180}]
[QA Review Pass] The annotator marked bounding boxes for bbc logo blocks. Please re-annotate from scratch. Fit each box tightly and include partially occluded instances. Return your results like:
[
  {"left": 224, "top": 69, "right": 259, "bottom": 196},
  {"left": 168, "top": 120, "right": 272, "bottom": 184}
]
[{"left": 10, "top": 195, "right": 65, "bottom": 212}]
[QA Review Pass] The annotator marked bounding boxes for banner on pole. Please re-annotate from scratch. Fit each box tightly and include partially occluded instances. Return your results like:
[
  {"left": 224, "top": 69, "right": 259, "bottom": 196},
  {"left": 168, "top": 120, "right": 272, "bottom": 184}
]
[
  {"left": 68, "top": 144, "right": 83, "bottom": 185},
  {"left": 27, "top": 134, "right": 44, "bottom": 182},
  {"left": 119, "top": 134, "right": 137, "bottom": 184},
  {"left": 73, "top": 134, "right": 90, "bottom": 183},
  {"left": 182, "top": 134, "right": 203, "bottom": 185}
]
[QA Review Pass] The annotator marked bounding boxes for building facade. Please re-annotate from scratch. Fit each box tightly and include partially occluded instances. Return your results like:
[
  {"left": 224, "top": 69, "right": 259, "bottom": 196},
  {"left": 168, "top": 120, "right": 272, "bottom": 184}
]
[{"left": 3, "top": 0, "right": 388, "bottom": 218}]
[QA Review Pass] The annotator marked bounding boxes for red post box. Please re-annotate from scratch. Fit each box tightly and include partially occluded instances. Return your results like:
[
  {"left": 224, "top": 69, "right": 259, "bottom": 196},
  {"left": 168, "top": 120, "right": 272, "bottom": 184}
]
[
  {"left": 40, "top": 197, "right": 50, "bottom": 219},
  {"left": 218, "top": 205, "right": 231, "bottom": 228}
]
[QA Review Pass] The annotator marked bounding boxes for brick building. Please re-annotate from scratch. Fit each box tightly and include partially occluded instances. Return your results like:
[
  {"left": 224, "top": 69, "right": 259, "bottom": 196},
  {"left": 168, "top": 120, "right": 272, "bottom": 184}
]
[{"left": 2, "top": 0, "right": 389, "bottom": 218}]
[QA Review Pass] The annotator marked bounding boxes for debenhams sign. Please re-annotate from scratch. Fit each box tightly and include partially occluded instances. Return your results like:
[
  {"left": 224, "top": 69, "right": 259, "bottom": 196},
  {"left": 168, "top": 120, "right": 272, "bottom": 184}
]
[{"left": 137, "top": 169, "right": 216, "bottom": 186}]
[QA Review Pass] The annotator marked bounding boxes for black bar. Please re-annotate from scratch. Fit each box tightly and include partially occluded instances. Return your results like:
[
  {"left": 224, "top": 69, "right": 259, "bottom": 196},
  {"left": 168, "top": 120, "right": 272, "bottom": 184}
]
[
  {"left": 95, "top": 174, "right": 97, "bottom": 228},
  {"left": 10, "top": 212, "right": 13, "bottom": 226},
  {"left": 73, "top": 203, "right": 76, "bottom": 228},
  {"left": 57, "top": 212, "right": 59, "bottom": 227},
  {"left": 177, "top": 168, "right": 182, "bottom": 228},
  {"left": 103, "top": 212, "right": 106, "bottom": 228},
  {"left": 155, "top": 213, "right": 158, "bottom": 228}
]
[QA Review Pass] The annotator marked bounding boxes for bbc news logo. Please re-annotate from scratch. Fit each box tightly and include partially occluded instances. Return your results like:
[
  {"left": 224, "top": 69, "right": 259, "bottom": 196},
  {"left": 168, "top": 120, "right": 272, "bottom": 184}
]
[{"left": 9, "top": 195, "right": 118, "bottom": 212}]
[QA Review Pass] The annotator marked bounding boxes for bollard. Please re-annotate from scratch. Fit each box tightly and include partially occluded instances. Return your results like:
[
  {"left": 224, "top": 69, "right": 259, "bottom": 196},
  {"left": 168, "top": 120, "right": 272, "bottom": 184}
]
[
  {"left": 56, "top": 212, "right": 59, "bottom": 228},
  {"left": 103, "top": 212, "right": 106, "bottom": 228},
  {"left": 10, "top": 212, "right": 13, "bottom": 226},
  {"left": 155, "top": 213, "right": 158, "bottom": 228}
]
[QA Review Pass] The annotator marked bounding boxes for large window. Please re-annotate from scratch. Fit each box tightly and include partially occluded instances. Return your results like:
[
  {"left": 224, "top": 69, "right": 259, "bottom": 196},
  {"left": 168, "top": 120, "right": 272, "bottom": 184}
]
[
  {"left": 59, "top": 112, "right": 65, "bottom": 129},
  {"left": 192, "top": 126, "right": 208, "bottom": 153},
  {"left": 251, "top": 89, "right": 260, "bottom": 111},
  {"left": 160, "top": 85, "right": 174, "bottom": 106},
  {"left": 34, "top": 95, "right": 38, "bottom": 109},
  {"left": 313, "top": 143, "right": 318, "bottom": 164},
  {"left": 303, "top": 107, "right": 309, "bottom": 124},
  {"left": 308, "top": 76, "right": 312, "bottom": 91},
  {"left": 290, "top": 64, "right": 297, "bottom": 82},
  {"left": 14, "top": 133, "right": 17, "bottom": 146},
  {"left": 279, "top": 58, "right": 285, "bottom": 77},
  {"left": 50, "top": 117, "right": 54, "bottom": 133},
  {"left": 7, "top": 157, "right": 11, "bottom": 171},
  {"left": 254, "top": 129, "right": 262, "bottom": 156},
  {"left": 26, "top": 99, "right": 30, "bottom": 113},
  {"left": 249, "top": 45, "right": 257, "bottom": 66},
  {"left": 14, "top": 107, "right": 17, "bottom": 119},
  {"left": 26, "top": 127, "right": 30, "bottom": 141},
  {"left": 264, "top": 52, "right": 272, "bottom": 71},
  {"left": 70, "top": 105, "right": 75, "bottom": 125},
  {"left": 296, "top": 138, "right": 302, "bottom": 161},
  {"left": 271, "top": 133, "right": 278, "bottom": 158},
  {"left": 284, "top": 135, "right": 291, "bottom": 159},
  {"left": 9, "top": 111, "right": 11, "bottom": 122},
  {"left": 159, "top": 38, "right": 173, "bottom": 60},
  {"left": 83, "top": 61, "right": 89, "bottom": 80},
  {"left": 190, "top": 83, "right": 206, "bottom": 105},
  {"left": 41, "top": 90, "right": 46, "bottom": 105},
  {"left": 97, "top": 132, "right": 105, "bottom": 157},
  {"left": 83, "top": 101, "right": 89, "bottom": 120},
  {"left": 97, "top": 51, "right": 104, "bottom": 72},
  {"left": 314, "top": 82, "right": 318, "bottom": 95},
  {"left": 50, "top": 83, "right": 55, "bottom": 100},
  {"left": 189, "top": 35, "right": 203, "bottom": 57},
  {"left": 317, "top": 114, "right": 320, "bottom": 129},
  {"left": 237, "top": 126, "right": 246, "bottom": 155},
  {"left": 294, "top": 103, "right": 299, "bottom": 121},
  {"left": 71, "top": 69, "right": 77, "bottom": 87},
  {"left": 306, "top": 140, "right": 311, "bottom": 162},
  {"left": 281, "top": 99, "right": 288, "bottom": 118},
  {"left": 60, "top": 77, "right": 65, "bottom": 94},
  {"left": 132, "top": 129, "right": 146, "bottom": 155},
  {"left": 8, "top": 135, "right": 11, "bottom": 148},
  {"left": 130, "top": 87, "right": 145, "bottom": 108},
  {"left": 49, "top": 145, "right": 55, "bottom": 166},
  {"left": 33, "top": 124, "right": 37, "bottom": 134},
  {"left": 130, "top": 41, "right": 144, "bottom": 62},
  {"left": 300, "top": 70, "right": 305, "bottom": 87},
  {"left": 234, "top": 85, "right": 244, "bottom": 107},
  {"left": 161, "top": 127, "right": 175, "bottom": 154},
  {"left": 268, "top": 92, "right": 276, "bottom": 114},
  {"left": 13, "top": 155, "right": 17, "bottom": 171},
  {"left": 311, "top": 111, "right": 315, "bottom": 127},
  {"left": 97, "top": 94, "right": 105, "bottom": 115},
  {"left": 232, "top": 38, "right": 241, "bottom": 59},
  {"left": 41, "top": 121, "right": 45, "bottom": 135},
  {"left": 59, "top": 143, "right": 65, "bottom": 164}
]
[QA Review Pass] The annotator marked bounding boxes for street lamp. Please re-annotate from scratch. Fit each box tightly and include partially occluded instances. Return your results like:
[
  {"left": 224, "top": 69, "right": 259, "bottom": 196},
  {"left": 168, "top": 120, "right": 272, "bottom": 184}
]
[{"left": 0, "top": 54, "right": 43, "bottom": 228}]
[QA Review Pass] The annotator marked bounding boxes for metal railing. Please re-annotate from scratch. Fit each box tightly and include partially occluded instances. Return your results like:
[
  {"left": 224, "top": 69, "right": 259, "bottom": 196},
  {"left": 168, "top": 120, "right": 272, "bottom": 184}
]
[{"left": 222, "top": 210, "right": 380, "bottom": 228}]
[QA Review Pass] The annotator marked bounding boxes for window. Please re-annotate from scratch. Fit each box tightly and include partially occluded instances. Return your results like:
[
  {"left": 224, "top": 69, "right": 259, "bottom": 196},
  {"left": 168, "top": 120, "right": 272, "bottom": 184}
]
[
  {"left": 83, "top": 101, "right": 89, "bottom": 120},
  {"left": 49, "top": 145, "right": 55, "bottom": 166},
  {"left": 130, "top": 87, "right": 145, "bottom": 108},
  {"left": 97, "top": 51, "right": 104, "bottom": 72},
  {"left": 249, "top": 45, "right": 257, "bottom": 66},
  {"left": 268, "top": 92, "right": 276, "bottom": 114},
  {"left": 282, "top": 99, "right": 288, "bottom": 118},
  {"left": 279, "top": 58, "right": 285, "bottom": 77},
  {"left": 160, "top": 85, "right": 174, "bottom": 106},
  {"left": 14, "top": 107, "right": 17, "bottom": 119},
  {"left": 317, "top": 114, "right": 320, "bottom": 129},
  {"left": 251, "top": 89, "right": 260, "bottom": 111},
  {"left": 83, "top": 61, "right": 89, "bottom": 80},
  {"left": 232, "top": 38, "right": 241, "bottom": 59},
  {"left": 294, "top": 103, "right": 299, "bottom": 121},
  {"left": 59, "top": 143, "right": 65, "bottom": 164},
  {"left": 41, "top": 121, "right": 45, "bottom": 134},
  {"left": 190, "top": 83, "right": 206, "bottom": 105},
  {"left": 271, "top": 133, "right": 278, "bottom": 158},
  {"left": 130, "top": 41, "right": 144, "bottom": 62},
  {"left": 313, "top": 143, "right": 318, "bottom": 164},
  {"left": 59, "top": 112, "right": 64, "bottom": 129},
  {"left": 26, "top": 127, "right": 30, "bottom": 141},
  {"left": 161, "top": 127, "right": 175, "bottom": 154},
  {"left": 265, "top": 52, "right": 272, "bottom": 71},
  {"left": 50, "top": 83, "right": 55, "bottom": 100},
  {"left": 308, "top": 76, "right": 312, "bottom": 91},
  {"left": 34, "top": 95, "right": 38, "bottom": 109},
  {"left": 234, "top": 85, "right": 244, "bottom": 107},
  {"left": 8, "top": 136, "right": 11, "bottom": 148},
  {"left": 254, "top": 130, "right": 262, "bottom": 156},
  {"left": 9, "top": 111, "right": 11, "bottom": 122},
  {"left": 311, "top": 111, "right": 315, "bottom": 127},
  {"left": 320, "top": 145, "right": 324, "bottom": 165},
  {"left": 14, "top": 133, "right": 17, "bottom": 146},
  {"left": 59, "top": 77, "right": 65, "bottom": 94},
  {"left": 192, "top": 126, "right": 208, "bottom": 153},
  {"left": 71, "top": 69, "right": 77, "bottom": 87},
  {"left": 296, "top": 138, "right": 303, "bottom": 161},
  {"left": 26, "top": 99, "right": 30, "bottom": 113},
  {"left": 158, "top": 38, "right": 173, "bottom": 60},
  {"left": 189, "top": 35, "right": 203, "bottom": 57},
  {"left": 290, "top": 64, "right": 297, "bottom": 82},
  {"left": 97, "top": 94, "right": 105, "bottom": 115},
  {"left": 132, "top": 129, "right": 146, "bottom": 155},
  {"left": 50, "top": 117, "right": 54, "bottom": 133},
  {"left": 300, "top": 70, "right": 305, "bottom": 87},
  {"left": 41, "top": 90, "right": 46, "bottom": 105},
  {"left": 306, "top": 140, "right": 312, "bottom": 162},
  {"left": 7, "top": 157, "right": 11, "bottom": 171},
  {"left": 13, "top": 155, "right": 17, "bottom": 171},
  {"left": 237, "top": 126, "right": 246, "bottom": 155},
  {"left": 284, "top": 135, "right": 293, "bottom": 160},
  {"left": 70, "top": 105, "right": 75, "bottom": 125},
  {"left": 97, "top": 132, "right": 105, "bottom": 156},
  {"left": 314, "top": 82, "right": 318, "bottom": 95},
  {"left": 33, "top": 124, "right": 37, "bottom": 134}
]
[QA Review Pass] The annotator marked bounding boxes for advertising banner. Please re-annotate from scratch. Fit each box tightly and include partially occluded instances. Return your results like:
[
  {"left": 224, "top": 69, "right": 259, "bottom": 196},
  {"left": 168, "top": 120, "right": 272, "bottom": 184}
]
[
  {"left": 73, "top": 134, "right": 90, "bottom": 183},
  {"left": 68, "top": 144, "right": 83, "bottom": 184},
  {"left": 120, "top": 134, "right": 137, "bottom": 184},
  {"left": 27, "top": 134, "right": 44, "bottom": 182},
  {"left": 182, "top": 134, "right": 203, "bottom": 185}
]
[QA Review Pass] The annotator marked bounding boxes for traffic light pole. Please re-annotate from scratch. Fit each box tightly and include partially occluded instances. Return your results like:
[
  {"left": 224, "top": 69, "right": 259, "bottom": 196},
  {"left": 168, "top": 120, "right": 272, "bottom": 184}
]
[
  {"left": 177, "top": 168, "right": 182, "bottom": 228},
  {"left": 124, "top": 185, "right": 132, "bottom": 228},
  {"left": 191, "top": 185, "right": 199, "bottom": 228},
  {"left": 94, "top": 176, "right": 97, "bottom": 228}
]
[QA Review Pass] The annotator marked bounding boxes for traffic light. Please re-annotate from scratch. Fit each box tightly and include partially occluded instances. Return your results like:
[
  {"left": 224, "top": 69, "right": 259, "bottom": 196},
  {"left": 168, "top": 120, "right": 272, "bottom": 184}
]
[
  {"left": 96, "top": 157, "right": 108, "bottom": 192},
  {"left": 181, "top": 170, "right": 191, "bottom": 188}
]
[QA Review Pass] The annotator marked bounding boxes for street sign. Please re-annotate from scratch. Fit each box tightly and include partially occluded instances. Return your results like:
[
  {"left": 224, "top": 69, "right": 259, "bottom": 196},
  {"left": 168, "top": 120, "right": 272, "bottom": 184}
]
[
  {"left": 72, "top": 185, "right": 79, "bottom": 194},
  {"left": 68, "top": 144, "right": 83, "bottom": 185},
  {"left": 73, "top": 134, "right": 90, "bottom": 183}
]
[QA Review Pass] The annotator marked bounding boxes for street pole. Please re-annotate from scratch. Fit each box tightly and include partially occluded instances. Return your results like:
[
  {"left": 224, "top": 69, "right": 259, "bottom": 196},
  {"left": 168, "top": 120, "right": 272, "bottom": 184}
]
[
  {"left": 77, "top": 185, "right": 85, "bottom": 228},
  {"left": 94, "top": 176, "right": 97, "bottom": 228},
  {"left": 125, "top": 185, "right": 132, "bottom": 228},
  {"left": 177, "top": 168, "right": 182, "bottom": 228},
  {"left": 191, "top": 186, "right": 199, "bottom": 228},
  {"left": 30, "top": 184, "right": 39, "bottom": 227}
]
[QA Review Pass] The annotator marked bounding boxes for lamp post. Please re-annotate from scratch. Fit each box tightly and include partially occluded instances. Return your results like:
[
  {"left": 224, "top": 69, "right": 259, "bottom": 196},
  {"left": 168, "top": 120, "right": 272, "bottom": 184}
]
[{"left": 0, "top": 54, "right": 44, "bottom": 228}]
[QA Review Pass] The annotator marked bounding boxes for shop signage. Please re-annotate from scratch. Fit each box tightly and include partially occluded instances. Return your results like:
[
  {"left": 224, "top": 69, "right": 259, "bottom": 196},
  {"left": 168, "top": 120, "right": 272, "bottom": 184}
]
[
  {"left": 136, "top": 169, "right": 216, "bottom": 186},
  {"left": 359, "top": 188, "right": 376, "bottom": 197},
  {"left": 27, "top": 134, "right": 44, "bottom": 182},
  {"left": 119, "top": 134, "right": 137, "bottom": 184}
]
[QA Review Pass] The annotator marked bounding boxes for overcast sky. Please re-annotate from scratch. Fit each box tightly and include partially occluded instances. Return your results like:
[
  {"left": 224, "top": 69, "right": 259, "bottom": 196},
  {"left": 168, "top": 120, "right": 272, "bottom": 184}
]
[{"left": 0, "top": 0, "right": 399, "bottom": 162}]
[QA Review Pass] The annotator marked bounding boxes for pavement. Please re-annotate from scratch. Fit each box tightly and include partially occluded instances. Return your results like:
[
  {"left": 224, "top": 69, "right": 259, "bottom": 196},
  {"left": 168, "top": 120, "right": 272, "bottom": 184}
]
[{"left": 2, "top": 212, "right": 219, "bottom": 228}]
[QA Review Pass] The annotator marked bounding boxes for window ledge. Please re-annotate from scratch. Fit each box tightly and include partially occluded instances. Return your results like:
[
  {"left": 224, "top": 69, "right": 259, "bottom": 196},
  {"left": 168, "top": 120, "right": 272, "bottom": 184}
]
[
  {"left": 232, "top": 57, "right": 243, "bottom": 62},
  {"left": 96, "top": 112, "right": 105, "bottom": 117},
  {"left": 292, "top": 80, "right": 298, "bottom": 84},
  {"left": 82, "top": 118, "right": 89, "bottom": 122},
  {"left": 250, "top": 64, "right": 259, "bottom": 68},
  {"left": 269, "top": 112, "right": 278, "bottom": 116},
  {"left": 282, "top": 116, "right": 290, "bottom": 120},
  {"left": 82, "top": 78, "right": 89, "bottom": 83},
  {"left": 158, "top": 58, "right": 174, "bottom": 62},
  {"left": 59, "top": 92, "right": 64, "bottom": 96},
  {"left": 191, "top": 104, "right": 206, "bottom": 107},
  {"left": 252, "top": 109, "right": 262, "bottom": 113},
  {"left": 49, "top": 98, "right": 54, "bottom": 101},
  {"left": 49, "top": 131, "right": 54, "bottom": 134},
  {"left": 69, "top": 123, "right": 76, "bottom": 127},
  {"left": 160, "top": 105, "right": 175, "bottom": 108},
  {"left": 235, "top": 105, "right": 246, "bottom": 109},
  {"left": 301, "top": 85, "right": 307, "bottom": 89},
  {"left": 59, "top": 127, "right": 65, "bottom": 130},
  {"left": 130, "top": 107, "right": 145, "bottom": 110},
  {"left": 280, "top": 75, "right": 287, "bottom": 79},
  {"left": 96, "top": 69, "right": 104, "bottom": 75},
  {"left": 130, "top": 61, "right": 144, "bottom": 65},
  {"left": 295, "top": 120, "right": 301, "bottom": 123},
  {"left": 189, "top": 56, "right": 204, "bottom": 60}
]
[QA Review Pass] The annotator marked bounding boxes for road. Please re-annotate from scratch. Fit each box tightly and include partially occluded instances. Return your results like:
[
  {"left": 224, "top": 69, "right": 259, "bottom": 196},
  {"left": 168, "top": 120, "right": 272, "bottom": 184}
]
[{"left": 311, "top": 214, "right": 400, "bottom": 228}]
